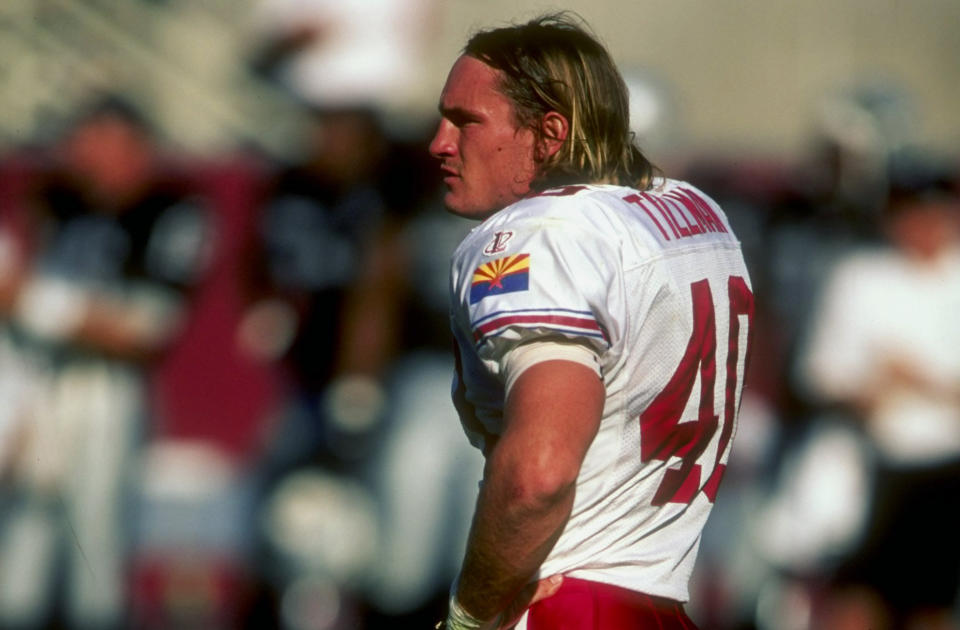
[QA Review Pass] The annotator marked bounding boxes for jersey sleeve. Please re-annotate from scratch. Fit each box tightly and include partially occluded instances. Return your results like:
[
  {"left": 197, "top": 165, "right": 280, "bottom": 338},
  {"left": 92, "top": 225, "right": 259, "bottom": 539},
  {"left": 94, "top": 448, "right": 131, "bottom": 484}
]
[{"left": 462, "top": 212, "right": 618, "bottom": 383}]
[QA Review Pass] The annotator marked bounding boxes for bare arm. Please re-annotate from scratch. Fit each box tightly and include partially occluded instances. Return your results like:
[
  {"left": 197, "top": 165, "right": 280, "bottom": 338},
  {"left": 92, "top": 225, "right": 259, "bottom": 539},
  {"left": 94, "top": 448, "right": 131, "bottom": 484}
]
[
  {"left": 454, "top": 358, "right": 605, "bottom": 625},
  {"left": 852, "top": 356, "right": 960, "bottom": 415},
  {"left": 70, "top": 289, "right": 183, "bottom": 362}
]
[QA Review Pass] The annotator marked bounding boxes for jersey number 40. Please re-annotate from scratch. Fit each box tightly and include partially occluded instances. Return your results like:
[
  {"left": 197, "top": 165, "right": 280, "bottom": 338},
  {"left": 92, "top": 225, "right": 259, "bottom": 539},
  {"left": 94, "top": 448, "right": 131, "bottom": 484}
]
[{"left": 640, "top": 276, "right": 754, "bottom": 506}]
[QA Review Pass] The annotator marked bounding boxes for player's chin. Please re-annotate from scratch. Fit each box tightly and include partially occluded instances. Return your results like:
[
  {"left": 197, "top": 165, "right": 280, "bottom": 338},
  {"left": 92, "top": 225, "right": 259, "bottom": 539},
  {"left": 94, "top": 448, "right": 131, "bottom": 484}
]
[
  {"left": 442, "top": 191, "right": 471, "bottom": 217},
  {"left": 441, "top": 191, "right": 461, "bottom": 213},
  {"left": 441, "top": 188, "right": 499, "bottom": 220},
  {"left": 443, "top": 203, "right": 475, "bottom": 220}
]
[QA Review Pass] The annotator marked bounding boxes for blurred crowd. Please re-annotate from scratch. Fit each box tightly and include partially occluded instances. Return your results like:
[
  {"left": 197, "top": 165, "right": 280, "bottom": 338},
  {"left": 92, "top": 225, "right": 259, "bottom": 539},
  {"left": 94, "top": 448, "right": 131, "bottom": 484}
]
[{"left": 0, "top": 3, "right": 959, "bottom": 630}]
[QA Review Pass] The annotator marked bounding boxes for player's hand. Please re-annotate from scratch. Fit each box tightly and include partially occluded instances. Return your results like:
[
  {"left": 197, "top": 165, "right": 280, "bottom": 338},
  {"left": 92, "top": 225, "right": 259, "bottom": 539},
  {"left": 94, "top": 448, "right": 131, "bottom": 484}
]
[
  {"left": 498, "top": 574, "right": 564, "bottom": 629},
  {"left": 433, "top": 575, "right": 564, "bottom": 630}
]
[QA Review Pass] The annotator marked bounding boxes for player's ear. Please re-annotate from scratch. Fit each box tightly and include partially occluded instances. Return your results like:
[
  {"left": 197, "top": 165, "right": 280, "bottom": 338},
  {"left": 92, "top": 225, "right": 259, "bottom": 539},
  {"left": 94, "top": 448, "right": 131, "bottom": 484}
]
[{"left": 536, "top": 111, "right": 569, "bottom": 162}]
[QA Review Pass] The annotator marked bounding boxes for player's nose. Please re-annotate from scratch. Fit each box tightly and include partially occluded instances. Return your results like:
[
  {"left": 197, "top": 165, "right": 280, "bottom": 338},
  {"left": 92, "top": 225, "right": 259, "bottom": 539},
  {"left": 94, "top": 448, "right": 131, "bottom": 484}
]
[{"left": 429, "top": 120, "right": 456, "bottom": 159}]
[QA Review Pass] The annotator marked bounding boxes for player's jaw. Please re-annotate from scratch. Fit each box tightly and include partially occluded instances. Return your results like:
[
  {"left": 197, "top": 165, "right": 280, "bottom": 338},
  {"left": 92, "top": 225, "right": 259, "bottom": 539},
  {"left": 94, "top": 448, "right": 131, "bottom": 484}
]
[
  {"left": 440, "top": 170, "right": 507, "bottom": 220},
  {"left": 441, "top": 173, "right": 490, "bottom": 219}
]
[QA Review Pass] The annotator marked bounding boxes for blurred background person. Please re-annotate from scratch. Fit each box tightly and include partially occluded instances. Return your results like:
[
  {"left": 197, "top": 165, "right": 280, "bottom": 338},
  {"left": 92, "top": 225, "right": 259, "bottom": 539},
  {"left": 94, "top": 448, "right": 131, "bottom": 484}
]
[
  {"left": 798, "top": 167, "right": 960, "bottom": 630},
  {"left": 683, "top": 83, "right": 958, "bottom": 630},
  {"left": 248, "top": 0, "right": 439, "bottom": 125},
  {"left": 238, "top": 106, "right": 404, "bottom": 481},
  {"left": 237, "top": 3, "right": 486, "bottom": 628},
  {"left": 236, "top": 104, "right": 409, "bottom": 628},
  {"left": 0, "top": 94, "right": 212, "bottom": 630},
  {"left": 236, "top": 101, "right": 484, "bottom": 630}
]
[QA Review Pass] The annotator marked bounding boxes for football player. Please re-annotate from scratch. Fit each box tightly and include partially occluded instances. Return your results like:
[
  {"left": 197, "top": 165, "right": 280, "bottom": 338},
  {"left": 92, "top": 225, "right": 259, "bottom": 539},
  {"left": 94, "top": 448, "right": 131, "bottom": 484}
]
[{"left": 431, "top": 12, "right": 754, "bottom": 630}]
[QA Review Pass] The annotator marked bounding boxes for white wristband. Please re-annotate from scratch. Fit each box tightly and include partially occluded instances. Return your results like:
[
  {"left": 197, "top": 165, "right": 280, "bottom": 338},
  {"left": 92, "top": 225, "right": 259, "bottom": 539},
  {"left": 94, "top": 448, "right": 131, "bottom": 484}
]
[
  {"left": 445, "top": 595, "right": 501, "bottom": 630},
  {"left": 444, "top": 579, "right": 501, "bottom": 630}
]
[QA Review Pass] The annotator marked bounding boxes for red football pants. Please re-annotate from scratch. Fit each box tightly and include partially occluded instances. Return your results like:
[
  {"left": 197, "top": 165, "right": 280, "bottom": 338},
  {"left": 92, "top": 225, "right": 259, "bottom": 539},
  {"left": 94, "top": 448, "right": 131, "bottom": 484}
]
[{"left": 526, "top": 577, "right": 699, "bottom": 629}]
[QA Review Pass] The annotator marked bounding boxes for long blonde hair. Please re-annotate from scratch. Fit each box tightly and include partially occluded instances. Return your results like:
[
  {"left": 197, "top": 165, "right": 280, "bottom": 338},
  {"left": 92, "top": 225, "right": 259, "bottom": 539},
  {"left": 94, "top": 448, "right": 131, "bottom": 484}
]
[{"left": 464, "top": 12, "right": 657, "bottom": 191}]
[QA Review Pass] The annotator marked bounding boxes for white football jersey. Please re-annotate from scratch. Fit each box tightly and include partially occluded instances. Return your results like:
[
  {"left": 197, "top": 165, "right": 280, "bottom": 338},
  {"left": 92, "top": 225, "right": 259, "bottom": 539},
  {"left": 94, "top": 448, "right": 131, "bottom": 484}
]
[{"left": 448, "top": 179, "right": 754, "bottom": 602}]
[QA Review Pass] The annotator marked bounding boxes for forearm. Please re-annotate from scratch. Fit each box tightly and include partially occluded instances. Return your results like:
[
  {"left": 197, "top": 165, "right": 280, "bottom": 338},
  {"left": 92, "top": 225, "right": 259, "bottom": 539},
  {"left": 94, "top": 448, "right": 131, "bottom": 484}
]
[
  {"left": 14, "top": 274, "right": 183, "bottom": 361},
  {"left": 450, "top": 358, "right": 604, "bottom": 626},
  {"left": 455, "top": 453, "right": 575, "bottom": 621}
]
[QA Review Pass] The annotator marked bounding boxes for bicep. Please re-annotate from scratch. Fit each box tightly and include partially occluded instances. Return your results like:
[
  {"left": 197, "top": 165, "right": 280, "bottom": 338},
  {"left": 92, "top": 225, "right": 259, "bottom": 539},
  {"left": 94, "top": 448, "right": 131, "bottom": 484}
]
[{"left": 496, "top": 359, "right": 605, "bottom": 488}]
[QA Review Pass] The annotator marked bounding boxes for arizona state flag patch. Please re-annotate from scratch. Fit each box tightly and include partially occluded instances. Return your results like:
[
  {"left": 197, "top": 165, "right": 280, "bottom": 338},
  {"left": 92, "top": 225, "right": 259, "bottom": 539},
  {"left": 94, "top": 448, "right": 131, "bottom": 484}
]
[{"left": 470, "top": 254, "right": 530, "bottom": 304}]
